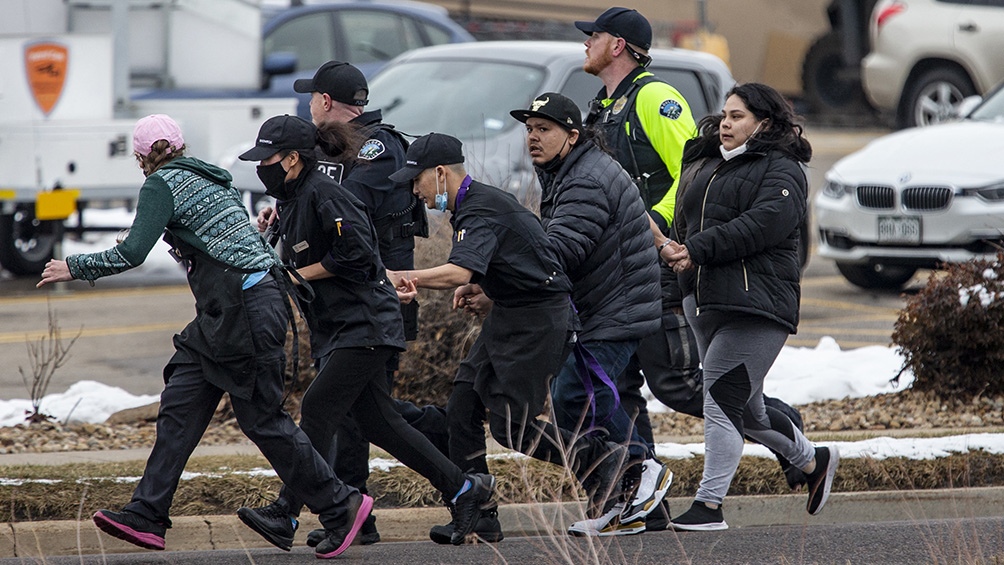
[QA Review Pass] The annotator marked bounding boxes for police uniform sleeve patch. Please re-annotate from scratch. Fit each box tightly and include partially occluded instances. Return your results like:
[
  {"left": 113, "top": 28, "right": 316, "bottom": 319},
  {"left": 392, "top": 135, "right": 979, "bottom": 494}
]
[
  {"left": 659, "top": 99, "right": 683, "bottom": 120},
  {"left": 358, "top": 139, "right": 385, "bottom": 160}
]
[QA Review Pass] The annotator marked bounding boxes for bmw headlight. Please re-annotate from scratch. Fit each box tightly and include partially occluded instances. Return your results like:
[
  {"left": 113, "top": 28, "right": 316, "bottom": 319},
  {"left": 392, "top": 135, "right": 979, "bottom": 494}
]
[
  {"left": 821, "top": 180, "right": 851, "bottom": 199},
  {"left": 962, "top": 182, "right": 1004, "bottom": 201}
]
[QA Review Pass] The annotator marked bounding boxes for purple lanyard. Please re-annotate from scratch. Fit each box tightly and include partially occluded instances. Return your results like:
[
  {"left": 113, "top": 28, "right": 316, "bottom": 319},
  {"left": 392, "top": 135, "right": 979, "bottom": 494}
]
[
  {"left": 454, "top": 175, "right": 473, "bottom": 208},
  {"left": 568, "top": 298, "right": 621, "bottom": 432},
  {"left": 574, "top": 342, "right": 621, "bottom": 433}
]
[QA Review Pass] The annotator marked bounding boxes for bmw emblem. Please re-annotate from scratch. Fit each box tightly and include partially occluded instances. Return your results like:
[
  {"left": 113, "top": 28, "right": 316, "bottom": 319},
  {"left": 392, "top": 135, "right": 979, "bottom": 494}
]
[{"left": 898, "top": 172, "right": 912, "bottom": 185}]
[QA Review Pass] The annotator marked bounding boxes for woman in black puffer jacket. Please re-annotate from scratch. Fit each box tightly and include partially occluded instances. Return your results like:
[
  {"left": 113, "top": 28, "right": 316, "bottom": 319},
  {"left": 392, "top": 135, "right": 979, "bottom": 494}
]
[{"left": 662, "top": 83, "right": 838, "bottom": 531}]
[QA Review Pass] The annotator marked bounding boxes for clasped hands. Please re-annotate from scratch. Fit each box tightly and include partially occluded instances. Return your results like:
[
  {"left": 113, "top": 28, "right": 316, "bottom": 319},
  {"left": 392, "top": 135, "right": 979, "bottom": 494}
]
[{"left": 659, "top": 240, "right": 694, "bottom": 273}]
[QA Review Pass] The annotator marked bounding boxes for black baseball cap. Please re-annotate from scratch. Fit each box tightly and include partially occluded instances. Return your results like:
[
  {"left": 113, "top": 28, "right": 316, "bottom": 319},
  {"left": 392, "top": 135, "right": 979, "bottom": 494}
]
[
  {"left": 575, "top": 7, "right": 652, "bottom": 50},
  {"left": 388, "top": 133, "right": 465, "bottom": 183},
  {"left": 239, "top": 115, "right": 316, "bottom": 161},
  {"left": 509, "top": 92, "right": 583, "bottom": 132},
  {"left": 293, "top": 60, "right": 369, "bottom": 106}
]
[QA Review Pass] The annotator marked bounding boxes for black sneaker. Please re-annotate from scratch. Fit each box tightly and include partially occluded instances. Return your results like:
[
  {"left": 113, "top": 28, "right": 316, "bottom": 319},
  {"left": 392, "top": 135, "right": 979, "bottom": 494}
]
[
  {"left": 580, "top": 442, "right": 628, "bottom": 519},
  {"left": 359, "top": 513, "right": 380, "bottom": 545},
  {"left": 778, "top": 456, "right": 810, "bottom": 490},
  {"left": 806, "top": 445, "right": 840, "bottom": 515},
  {"left": 315, "top": 493, "right": 374, "bottom": 559},
  {"left": 306, "top": 527, "right": 325, "bottom": 548},
  {"left": 644, "top": 499, "right": 671, "bottom": 532},
  {"left": 429, "top": 500, "right": 504, "bottom": 544},
  {"left": 670, "top": 501, "right": 728, "bottom": 532},
  {"left": 449, "top": 473, "right": 496, "bottom": 545},
  {"left": 310, "top": 513, "right": 379, "bottom": 547},
  {"left": 236, "top": 502, "right": 298, "bottom": 551},
  {"left": 92, "top": 509, "right": 166, "bottom": 551}
]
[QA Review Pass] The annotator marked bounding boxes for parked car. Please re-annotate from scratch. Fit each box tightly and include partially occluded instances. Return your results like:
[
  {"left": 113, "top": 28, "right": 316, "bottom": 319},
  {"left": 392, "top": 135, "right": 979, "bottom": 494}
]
[
  {"left": 365, "top": 40, "right": 734, "bottom": 200},
  {"left": 223, "top": 1, "right": 472, "bottom": 203},
  {"left": 861, "top": 0, "right": 1004, "bottom": 128},
  {"left": 815, "top": 82, "right": 1004, "bottom": 290},
  {"left": 260, "top": 0, "right": 474, "bottom": 117}
]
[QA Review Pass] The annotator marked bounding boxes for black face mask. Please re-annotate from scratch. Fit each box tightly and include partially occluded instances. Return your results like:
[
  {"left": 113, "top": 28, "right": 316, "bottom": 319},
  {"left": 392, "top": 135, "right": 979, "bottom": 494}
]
[
  {"left": 540, "top": 153, "right": 564, "bottom": 174},
  {"left": 257, "top": 161, "right": 290, "bottom": 199},
  {"left": 539, "top": 137, "right": 572, "bottom": 174}
]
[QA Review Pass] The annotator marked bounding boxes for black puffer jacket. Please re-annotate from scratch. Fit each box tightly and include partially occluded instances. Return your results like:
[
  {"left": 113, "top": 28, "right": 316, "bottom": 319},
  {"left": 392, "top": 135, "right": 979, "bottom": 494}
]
[
  {"left": 538, "top": 140, "right": 660, "bottom": 341},
  {"left": 673, "top": 141, "right": 807, "bottom": 333}
]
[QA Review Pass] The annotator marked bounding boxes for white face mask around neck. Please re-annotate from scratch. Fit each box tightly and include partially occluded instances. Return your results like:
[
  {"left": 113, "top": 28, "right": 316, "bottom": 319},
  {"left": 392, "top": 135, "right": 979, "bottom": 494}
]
[
  {"left": 720, "top": 120, "right": 765, "bottom": 161},
  {"left": 720, "top": 143, "right": 748, "bottom": 161}
]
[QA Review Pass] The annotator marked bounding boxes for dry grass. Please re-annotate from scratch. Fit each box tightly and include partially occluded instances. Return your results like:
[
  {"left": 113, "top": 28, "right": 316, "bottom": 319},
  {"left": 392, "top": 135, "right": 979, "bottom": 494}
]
[{"left": 7, "top": 450, "right": 1004, "bottom": 522}]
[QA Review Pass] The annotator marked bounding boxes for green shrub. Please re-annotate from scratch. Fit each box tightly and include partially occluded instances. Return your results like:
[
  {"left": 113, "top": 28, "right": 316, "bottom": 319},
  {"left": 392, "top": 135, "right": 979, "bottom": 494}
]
[{"left": 891, "top": 253, "right": 1004, "bottom": 399}]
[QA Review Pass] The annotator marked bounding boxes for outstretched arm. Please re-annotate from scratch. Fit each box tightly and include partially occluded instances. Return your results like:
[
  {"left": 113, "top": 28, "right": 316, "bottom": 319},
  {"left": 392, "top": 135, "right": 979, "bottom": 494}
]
[{"left": 387, "top": 263, "right": 472, "bottom": 290}]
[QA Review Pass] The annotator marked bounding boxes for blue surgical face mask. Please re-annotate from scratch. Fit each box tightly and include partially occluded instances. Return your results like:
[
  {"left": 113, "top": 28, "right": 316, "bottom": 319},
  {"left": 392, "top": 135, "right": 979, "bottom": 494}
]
[{"left": 434, "top": 172, "right": 448, "bottom": 212}]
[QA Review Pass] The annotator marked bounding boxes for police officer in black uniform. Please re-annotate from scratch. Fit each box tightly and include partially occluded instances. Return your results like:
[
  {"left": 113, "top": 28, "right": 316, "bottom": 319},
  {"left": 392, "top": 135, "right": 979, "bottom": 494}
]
[
  {"left": 260, "top": 61, "right": 440, "bottom": 545},
  {"left": 386, "top": 133, "right": 630, "bottom": 542}
]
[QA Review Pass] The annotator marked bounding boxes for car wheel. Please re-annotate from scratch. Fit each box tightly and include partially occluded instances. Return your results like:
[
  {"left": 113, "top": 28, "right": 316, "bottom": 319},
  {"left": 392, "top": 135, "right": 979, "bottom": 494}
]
[
  {"left": 835, "top": 262, "right": 917, "bottom": 290},
  {"left": 0, "top": 207, "right": 63, "bottom": 276},
  {"left": 801, "top": 33, "right": 870, "bottom": 116},
  {"left": 897, "top": 66, "right": 975, "bottom": 128}
]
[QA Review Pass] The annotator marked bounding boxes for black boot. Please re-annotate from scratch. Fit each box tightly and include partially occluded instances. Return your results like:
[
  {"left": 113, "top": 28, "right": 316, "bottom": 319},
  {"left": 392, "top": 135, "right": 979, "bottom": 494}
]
[{"left": 429, "top": 499, "right": 504, "bottom": 544}]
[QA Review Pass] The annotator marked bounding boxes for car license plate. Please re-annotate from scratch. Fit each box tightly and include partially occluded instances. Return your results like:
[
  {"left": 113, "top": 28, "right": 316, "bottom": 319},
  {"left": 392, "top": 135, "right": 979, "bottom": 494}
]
[{"left": 877, "top": 216, "right": 921, "bottom": 244}]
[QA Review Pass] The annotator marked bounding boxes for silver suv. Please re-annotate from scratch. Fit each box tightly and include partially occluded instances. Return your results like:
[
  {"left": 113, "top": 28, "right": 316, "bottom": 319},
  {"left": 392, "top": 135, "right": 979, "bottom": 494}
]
[
  {"left": 366, "top": 41, "right": 734, "bottom": 198},
  {"left": 862, "top": 0, "right": 1004, "bottom": 128}
]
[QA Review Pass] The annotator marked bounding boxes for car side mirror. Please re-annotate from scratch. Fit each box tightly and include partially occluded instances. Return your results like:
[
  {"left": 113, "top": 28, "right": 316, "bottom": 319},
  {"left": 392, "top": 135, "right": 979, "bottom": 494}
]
[
  {"left": 954, "top": 95, "right": 983, "bottom": 120},
  {"left": 263, "top": 52, "right": 298, "bottom": 77}
]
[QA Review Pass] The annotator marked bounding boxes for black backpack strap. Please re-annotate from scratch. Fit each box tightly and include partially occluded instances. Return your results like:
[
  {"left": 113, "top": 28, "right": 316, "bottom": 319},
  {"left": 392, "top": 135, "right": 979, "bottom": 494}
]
[{"left": 259, "top": 231, "right": 316, "bottom": 404}]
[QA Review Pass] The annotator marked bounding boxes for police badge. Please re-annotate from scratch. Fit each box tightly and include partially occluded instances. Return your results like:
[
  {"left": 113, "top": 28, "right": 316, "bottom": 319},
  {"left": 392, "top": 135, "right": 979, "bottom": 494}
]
[
  {"left": 358, "top": 139, "right": 386, "bottom": 160},
  {"left": 659, "top": 100, "right": 683, "bottom": 120},
  {"left": 612, "top": 96, "right": 628, "bottom": 115}
]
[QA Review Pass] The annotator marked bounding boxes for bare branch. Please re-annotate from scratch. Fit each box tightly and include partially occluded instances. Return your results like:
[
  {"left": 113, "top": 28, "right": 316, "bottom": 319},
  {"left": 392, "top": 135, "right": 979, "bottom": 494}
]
[{"left": 18, "top": 299, "right": 83, "bottom": 424}]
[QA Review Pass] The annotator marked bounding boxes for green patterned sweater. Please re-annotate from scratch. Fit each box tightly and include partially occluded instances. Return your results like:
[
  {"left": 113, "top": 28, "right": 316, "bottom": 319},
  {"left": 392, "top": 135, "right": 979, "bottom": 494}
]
[{"left": 68, "top": 157, "right": 277, "bottom": 281}]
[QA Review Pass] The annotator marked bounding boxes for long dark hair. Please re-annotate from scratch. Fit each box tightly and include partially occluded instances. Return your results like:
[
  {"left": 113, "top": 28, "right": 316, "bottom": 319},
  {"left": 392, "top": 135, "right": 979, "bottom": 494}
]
[
  {"left": 686, "top": 82, "right": 812, "bottom": 164},
  {"left": 576, "top": 119, "right": 621, "bottom": 157},
  {"left": 316, "top": 120, "right": 367, "bottom": 165}
]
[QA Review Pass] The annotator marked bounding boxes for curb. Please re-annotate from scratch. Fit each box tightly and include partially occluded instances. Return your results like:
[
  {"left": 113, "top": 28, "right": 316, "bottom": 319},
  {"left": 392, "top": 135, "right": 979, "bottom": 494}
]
[{"left": 5, "top": 488, "right": 1004, "bottom": 558}]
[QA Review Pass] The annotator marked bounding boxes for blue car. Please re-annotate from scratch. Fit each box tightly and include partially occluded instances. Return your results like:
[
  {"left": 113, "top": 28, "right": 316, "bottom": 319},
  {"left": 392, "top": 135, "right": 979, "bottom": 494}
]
[
  {"left": 130, "top": 1, "right": 474, "bottom": 119},
  {"left": 261, "top": 1, "right": 475, "bottom": 117}
]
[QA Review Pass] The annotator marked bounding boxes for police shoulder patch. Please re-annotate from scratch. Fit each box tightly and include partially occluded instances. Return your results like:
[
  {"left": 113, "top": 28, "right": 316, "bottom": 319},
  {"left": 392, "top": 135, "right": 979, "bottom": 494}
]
[
  {"left": 358, "top": 139, "right": 385, "bottom": 160},
  {"left": 659, "top": 99, "right": 683, "bottom": 120}
]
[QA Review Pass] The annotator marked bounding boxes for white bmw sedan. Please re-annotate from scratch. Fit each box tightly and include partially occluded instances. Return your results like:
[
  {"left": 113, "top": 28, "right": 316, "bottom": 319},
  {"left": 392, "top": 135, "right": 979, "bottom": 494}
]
[{"left": 816, "top": 83, "right": 1004, "bottom": 290}]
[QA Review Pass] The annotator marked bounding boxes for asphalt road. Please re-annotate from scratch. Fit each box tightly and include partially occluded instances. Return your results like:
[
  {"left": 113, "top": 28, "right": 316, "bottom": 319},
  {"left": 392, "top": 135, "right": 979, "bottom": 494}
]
[
  {"left": 0, "top": 126, "right": 916, "bottom": 401},
  {"left": 3, "top": 516, "right": 1002, "bottom": 564}
]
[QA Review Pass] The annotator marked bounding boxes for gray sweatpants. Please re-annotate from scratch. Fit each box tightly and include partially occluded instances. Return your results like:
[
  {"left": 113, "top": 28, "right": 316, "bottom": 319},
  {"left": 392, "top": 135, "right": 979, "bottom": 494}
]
[{"left": 683, "top": 295, "right": 815, "bottom": 505}]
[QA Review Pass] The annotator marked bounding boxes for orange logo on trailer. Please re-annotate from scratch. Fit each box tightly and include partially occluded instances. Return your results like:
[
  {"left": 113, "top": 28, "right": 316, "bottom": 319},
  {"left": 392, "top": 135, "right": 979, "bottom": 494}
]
[{"left": 24, "top": 41, "right": 68, "bottom": 117}]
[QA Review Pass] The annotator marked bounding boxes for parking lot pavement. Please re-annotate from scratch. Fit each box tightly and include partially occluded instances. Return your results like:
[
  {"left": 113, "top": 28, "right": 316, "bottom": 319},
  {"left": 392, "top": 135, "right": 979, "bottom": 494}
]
[{"left": 6, "top": 487, "right": 1004, "bottom": 557}]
